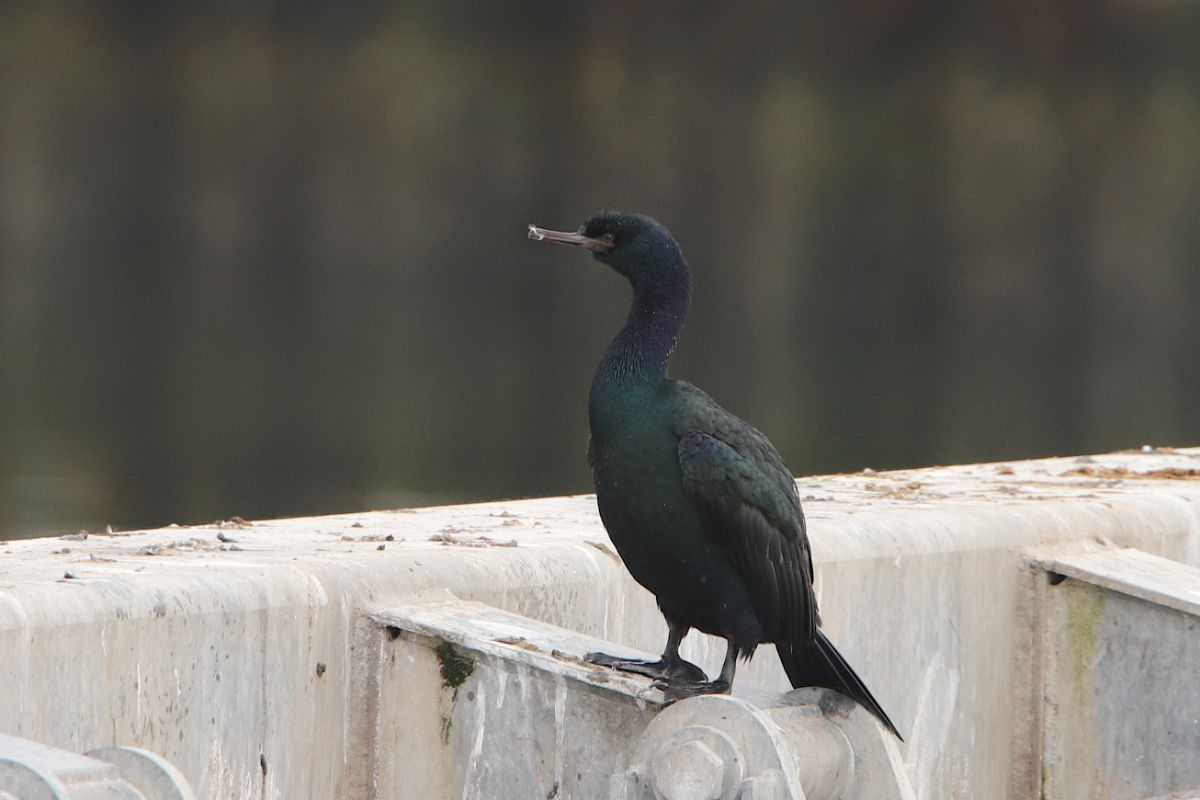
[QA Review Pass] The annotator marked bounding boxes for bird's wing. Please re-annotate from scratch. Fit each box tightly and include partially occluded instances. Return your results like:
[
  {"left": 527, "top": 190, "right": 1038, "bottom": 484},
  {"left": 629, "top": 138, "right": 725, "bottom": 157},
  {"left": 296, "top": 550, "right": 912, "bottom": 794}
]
[{"left": 670, "top": 382, "right": 817, "bottom": 642}]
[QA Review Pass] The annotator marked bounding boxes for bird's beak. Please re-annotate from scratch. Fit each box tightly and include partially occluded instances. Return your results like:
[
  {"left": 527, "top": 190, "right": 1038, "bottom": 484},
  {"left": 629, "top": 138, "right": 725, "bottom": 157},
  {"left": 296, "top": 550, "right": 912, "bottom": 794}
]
[{"left": 528, "top": 225, "right": 614, "bottom": 253}]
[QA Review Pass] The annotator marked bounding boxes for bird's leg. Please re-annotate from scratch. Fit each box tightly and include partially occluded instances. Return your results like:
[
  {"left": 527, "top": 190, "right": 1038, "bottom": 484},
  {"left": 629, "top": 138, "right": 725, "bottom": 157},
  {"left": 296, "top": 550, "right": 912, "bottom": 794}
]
[
  {"left": 586, "top": 618, "right": 708, "bottom": 682},
  {"left": 653, "top": 640, "right": 738, "bottom": 704}
]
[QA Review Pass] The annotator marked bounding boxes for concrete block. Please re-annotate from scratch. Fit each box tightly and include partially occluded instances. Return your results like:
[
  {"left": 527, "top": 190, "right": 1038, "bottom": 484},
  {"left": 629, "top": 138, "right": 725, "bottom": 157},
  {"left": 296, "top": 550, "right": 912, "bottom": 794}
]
[
  {"left": 369, "top": 599, "right": 663, "bottom": 800},
  {"left": 1031, "top": 548, "right": 1200, "bottom": 800},
  {"left": 372, "top": 599, "right": 913, "bottom": 800}
]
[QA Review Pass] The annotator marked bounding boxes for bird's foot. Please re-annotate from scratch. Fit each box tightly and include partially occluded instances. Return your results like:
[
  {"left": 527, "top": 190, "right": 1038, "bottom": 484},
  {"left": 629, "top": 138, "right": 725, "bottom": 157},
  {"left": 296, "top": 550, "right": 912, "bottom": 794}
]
[
  {"left": 585, "top": 652, "right": 709, "bottom": 683},
  {"left": 651, "top": 677, "right": 731, "bottom": 705}
]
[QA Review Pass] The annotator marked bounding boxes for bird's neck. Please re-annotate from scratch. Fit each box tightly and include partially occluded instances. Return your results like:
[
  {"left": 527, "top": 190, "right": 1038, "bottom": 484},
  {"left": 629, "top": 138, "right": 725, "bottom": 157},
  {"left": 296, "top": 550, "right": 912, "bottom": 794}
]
[{"left": 594, "top": 274, "right": 691, "bottom": 392}]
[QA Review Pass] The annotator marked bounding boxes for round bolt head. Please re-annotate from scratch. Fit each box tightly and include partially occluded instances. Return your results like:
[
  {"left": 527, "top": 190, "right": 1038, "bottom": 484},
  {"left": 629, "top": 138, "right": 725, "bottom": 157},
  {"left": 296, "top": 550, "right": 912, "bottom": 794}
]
[{"left": 650, "top": 739, "right": 726, "bottom": 800}]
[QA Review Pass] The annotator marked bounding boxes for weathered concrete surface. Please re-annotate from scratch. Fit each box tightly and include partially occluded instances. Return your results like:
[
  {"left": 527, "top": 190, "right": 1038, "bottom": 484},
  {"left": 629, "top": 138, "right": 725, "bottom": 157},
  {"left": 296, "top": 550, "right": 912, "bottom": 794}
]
[
  {"left": 0, "top": 447, "right": 1198, "bottom": 798},
  {"left": 615, "top": 690, "right": 914, "bottom": 800},
  {"left": 1030, "top": 549, "right": 1200, "bottom": 800},
  {"left": 0, "top": 734, "right": 195, "bottom": 799},
  {"left": 84, "top": 747, "right": 197, "bottom": 800},
  {"left": 371, "top": 600, "right": 912, "bottom": 800},
  {"left": 369, "top": 600, "right": 662, "bottom": 800}
]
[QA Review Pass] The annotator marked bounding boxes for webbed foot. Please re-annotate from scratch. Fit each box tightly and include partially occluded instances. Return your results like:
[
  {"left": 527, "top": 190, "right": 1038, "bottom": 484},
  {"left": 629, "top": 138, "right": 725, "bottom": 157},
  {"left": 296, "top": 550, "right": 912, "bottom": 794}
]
[
  {"left": 585, "top": 652, "right": 709, "bottom": 683},
  {"left": 652, "top": 677, "right": 731, "bottom": 705}
]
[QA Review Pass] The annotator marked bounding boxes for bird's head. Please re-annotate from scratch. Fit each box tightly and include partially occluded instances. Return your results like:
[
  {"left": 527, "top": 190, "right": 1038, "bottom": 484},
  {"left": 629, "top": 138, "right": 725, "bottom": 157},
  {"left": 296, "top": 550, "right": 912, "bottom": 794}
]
[{"left": 529, "top": 211, "right": 688, "bottom": 291}]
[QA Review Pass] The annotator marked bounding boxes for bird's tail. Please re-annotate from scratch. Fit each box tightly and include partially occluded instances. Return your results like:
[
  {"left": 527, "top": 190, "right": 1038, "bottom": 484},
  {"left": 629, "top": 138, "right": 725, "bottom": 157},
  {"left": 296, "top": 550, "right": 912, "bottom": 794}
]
[{"left": 777, "top": 631, "right": 901, "bottom": 740}]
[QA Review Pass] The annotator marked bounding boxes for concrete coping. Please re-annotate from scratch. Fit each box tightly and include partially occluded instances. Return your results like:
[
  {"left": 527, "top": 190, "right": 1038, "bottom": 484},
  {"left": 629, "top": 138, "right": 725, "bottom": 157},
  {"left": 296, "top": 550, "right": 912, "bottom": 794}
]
[
  {"left": 1034, "top": 547, "right": 1200, "bottom": 617},
  {"left": 2, "top": 447, "right": 1197, "bottom": 592}
]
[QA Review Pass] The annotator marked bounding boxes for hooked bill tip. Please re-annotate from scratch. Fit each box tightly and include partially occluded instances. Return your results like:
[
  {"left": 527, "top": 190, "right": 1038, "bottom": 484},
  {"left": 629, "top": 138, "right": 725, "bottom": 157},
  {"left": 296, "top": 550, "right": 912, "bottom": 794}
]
[{"left": 527, "top": 225, "right": 545, "bottom": 241}]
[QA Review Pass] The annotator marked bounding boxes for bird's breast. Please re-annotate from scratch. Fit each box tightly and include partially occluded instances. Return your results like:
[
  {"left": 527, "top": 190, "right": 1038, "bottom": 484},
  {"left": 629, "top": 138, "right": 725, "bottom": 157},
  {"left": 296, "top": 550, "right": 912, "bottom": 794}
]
[{"left": 588, "top": 416, "right": 695, "bottom": 543}]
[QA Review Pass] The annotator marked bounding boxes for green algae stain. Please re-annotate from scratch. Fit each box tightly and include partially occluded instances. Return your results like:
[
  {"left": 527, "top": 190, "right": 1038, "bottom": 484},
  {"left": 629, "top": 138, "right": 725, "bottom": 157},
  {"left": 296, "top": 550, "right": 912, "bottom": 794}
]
[
  {"left": 1064, "top": 584, "right": 1105, "bottom": 712},
  {"left": 434, "top": 641, "right": 474, "bottom": 697},
  {"left": 432, "top": 641, "right": 474, "bottom": 747}
]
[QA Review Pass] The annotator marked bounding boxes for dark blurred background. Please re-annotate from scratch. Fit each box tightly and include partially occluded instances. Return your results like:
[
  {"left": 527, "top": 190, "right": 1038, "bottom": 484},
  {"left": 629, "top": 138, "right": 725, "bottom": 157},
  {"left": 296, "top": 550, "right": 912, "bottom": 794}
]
[{"left": 2, "top": 2, "right": 1198, "bottom": 540}]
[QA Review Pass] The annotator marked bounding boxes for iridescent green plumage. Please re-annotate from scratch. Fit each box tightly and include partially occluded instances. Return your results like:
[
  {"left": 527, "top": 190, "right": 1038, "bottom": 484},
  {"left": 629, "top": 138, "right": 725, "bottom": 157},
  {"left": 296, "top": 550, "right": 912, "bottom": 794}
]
[{"left": 530, "top": 211, "right": 899, "bottom": 739}]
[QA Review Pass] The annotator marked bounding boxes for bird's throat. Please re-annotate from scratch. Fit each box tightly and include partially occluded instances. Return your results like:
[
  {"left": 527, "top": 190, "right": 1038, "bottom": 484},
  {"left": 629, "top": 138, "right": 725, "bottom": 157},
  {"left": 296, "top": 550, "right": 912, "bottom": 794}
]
[{"left": 593, "top": 276, "right": 691, "bottom": 393}]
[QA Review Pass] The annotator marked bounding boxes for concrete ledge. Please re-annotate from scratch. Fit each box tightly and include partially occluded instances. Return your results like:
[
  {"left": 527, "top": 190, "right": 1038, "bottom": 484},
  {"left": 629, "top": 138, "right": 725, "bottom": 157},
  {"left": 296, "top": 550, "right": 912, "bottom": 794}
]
[
  {"left": 1, "top": 448, "right": 1198, "bottom": 799},
  {"left": 1037, "top": 546, "right": 1200, "bottom": 616}
]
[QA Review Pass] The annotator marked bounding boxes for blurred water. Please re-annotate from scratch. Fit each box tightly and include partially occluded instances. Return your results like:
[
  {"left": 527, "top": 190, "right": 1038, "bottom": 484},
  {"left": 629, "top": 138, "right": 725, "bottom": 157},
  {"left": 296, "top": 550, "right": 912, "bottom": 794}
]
[{"left": 2, "top": 1, "right": 1198, "bottom": 539}]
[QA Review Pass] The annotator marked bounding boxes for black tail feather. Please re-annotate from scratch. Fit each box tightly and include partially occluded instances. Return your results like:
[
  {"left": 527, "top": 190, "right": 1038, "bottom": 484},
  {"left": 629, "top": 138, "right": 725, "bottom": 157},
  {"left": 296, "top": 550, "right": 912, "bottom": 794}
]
[{"left": 777, "top": 631, "right": 901, "bottom": 740}]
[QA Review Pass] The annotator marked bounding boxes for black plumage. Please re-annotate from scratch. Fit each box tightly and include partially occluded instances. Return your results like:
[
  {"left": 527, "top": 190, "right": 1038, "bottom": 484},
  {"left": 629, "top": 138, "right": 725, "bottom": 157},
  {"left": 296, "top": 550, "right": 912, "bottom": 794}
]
[{"left": 528, "top": 212, "right": 899, "bottom": 739}]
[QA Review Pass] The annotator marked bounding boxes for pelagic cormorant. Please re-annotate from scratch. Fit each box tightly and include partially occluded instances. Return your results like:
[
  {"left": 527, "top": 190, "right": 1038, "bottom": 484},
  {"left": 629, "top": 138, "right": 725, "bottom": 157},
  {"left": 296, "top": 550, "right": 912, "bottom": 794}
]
[{"left": 528, "top": 212, "right": 899, "bottom": 739}]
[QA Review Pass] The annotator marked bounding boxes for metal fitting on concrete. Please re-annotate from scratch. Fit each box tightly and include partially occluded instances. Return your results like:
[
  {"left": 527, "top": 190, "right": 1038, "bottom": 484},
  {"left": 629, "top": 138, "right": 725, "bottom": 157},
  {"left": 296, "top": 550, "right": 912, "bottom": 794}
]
[
  {"left": 0, "top": 736, "right": 195, "bottom": 800},
  {"left": 650, "top": 727, "right": 741, "bottom": 800},
  {"left": 613, "top": 692, "right": 913, "bottom": 800}
]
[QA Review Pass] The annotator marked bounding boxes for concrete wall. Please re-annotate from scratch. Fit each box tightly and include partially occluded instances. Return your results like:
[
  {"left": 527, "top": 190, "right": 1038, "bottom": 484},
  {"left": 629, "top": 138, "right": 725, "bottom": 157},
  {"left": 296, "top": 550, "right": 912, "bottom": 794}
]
[
  {"left": 1032, "top": 548, "right": 1200, "bottom": 800},
  {"left": 1, "top": 448, "right": 1198, "bottom": 798}
]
